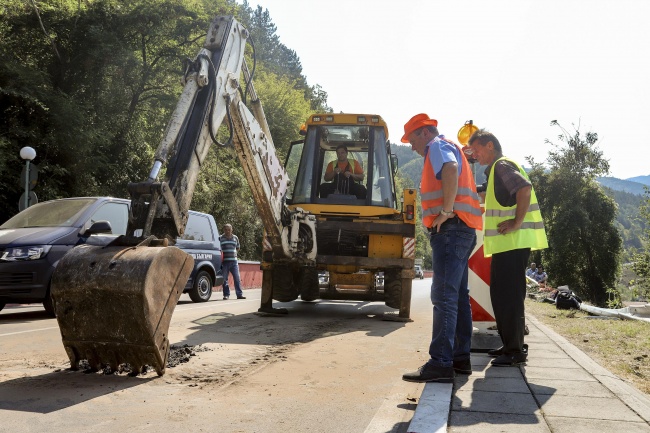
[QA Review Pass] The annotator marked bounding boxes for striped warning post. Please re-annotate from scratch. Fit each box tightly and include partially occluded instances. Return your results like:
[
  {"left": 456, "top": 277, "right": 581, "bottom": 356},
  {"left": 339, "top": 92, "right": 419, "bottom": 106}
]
[{"left": 468, "top": 222, "right": 497, "bottom": 334}]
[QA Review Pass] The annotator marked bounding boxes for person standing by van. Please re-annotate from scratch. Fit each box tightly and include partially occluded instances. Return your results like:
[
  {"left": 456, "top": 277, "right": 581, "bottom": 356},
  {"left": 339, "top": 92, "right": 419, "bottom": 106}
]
[{"left": 219, "top": 224, "right": 245, "bottom": 300}]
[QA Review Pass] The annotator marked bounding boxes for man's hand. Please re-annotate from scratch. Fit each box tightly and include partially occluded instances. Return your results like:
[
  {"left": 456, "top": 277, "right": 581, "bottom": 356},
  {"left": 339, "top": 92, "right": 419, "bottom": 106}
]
[{"left": 497, "top": 219, "right": 520, "bottom": 235}]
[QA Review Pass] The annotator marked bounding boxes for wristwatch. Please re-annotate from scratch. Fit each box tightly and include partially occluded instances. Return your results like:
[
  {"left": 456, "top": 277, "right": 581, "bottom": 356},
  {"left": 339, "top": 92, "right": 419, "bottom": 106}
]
[{"left": 440, "top": 209, "right": 455, "bottom": 217}]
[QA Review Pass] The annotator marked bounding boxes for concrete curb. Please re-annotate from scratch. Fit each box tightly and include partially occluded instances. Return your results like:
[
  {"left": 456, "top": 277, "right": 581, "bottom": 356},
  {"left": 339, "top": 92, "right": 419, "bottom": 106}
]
[
  {"left": 526, "top": 313, "right": 650, "bottom": 423},
  {"left": 406, "top": 382, "right": 452, "bottom": 433}
]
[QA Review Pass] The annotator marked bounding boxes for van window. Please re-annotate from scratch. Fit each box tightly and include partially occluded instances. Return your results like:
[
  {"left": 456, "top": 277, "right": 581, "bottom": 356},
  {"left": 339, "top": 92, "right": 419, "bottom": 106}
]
[
  {"left": 182, "top": 214, "right": 214, "bottom": 241},
  {"left": 88, "top": 202, "right": 129, "bottom": 235}
]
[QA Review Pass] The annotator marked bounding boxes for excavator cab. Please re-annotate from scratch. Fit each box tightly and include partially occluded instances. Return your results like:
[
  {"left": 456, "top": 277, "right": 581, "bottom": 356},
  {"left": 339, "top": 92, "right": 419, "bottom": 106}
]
[{"left": 285, "top": 115, "right": 398, "bottom": 210}]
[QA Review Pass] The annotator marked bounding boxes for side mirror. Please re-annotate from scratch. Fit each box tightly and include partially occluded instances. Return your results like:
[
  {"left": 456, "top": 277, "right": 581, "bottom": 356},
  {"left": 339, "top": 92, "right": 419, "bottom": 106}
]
[{"left": 83, "top": 220, "right": 113, "bottom": 236}]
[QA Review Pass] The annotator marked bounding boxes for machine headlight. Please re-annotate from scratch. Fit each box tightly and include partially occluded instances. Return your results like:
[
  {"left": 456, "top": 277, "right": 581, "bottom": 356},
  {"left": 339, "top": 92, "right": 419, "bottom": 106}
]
[{"left": 1, "top": 245, "right": 52, "bottom": 261}]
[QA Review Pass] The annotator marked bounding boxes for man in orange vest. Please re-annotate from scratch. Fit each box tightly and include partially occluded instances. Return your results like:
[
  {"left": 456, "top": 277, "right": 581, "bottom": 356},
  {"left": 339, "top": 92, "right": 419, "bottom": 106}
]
[
  {"left": 320, "top": 144, "right": 367, "bottom": 199},
  {"left": 401, "top": 114, "right": 483, "bottom": 383}
]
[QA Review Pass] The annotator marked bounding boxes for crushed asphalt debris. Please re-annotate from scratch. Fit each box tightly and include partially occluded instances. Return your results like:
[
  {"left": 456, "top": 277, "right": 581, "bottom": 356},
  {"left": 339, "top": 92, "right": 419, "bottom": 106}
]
[{"left": 75, "top": 344, "right": 212, "bottom": 376}]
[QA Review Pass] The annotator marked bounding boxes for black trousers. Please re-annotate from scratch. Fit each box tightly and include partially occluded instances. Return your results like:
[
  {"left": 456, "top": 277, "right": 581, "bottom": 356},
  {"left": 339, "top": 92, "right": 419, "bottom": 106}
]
[{"left": 490, "top": 248, "right": 531, "bottom": 354}]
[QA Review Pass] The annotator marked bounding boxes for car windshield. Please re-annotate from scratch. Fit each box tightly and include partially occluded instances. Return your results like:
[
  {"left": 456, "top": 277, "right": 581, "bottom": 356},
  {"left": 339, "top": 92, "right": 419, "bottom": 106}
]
[{"left": 0, "top": 198, "right": 97, "bottom": 229}]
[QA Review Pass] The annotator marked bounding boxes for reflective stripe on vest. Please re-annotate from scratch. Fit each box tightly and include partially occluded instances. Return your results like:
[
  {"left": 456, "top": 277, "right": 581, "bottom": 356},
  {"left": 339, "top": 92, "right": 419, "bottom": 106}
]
[
  {"left": 483, "top": 157, "right": 548, "bottom": 257},
  {"left": 420, "top": 139, "right": 483, "bottom": 230}
]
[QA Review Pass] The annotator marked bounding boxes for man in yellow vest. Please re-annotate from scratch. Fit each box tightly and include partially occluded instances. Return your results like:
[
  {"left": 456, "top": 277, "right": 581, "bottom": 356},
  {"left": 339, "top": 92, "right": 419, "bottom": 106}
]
[
  {"left": 401, "top": 114, "right": 483, "bottom": 382},
  {"left": 468, "top": 129, "right": 548, "bottom": 367}
]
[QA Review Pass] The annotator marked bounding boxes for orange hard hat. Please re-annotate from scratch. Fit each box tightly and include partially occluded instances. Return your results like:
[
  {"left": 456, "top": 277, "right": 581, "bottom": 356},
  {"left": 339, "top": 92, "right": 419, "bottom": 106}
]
[
  {"left": 457, "top": 120, "right": 478, "bottom": 146},
  {"left": 401, "top": 114, "right": 438, "bottom": 143}
]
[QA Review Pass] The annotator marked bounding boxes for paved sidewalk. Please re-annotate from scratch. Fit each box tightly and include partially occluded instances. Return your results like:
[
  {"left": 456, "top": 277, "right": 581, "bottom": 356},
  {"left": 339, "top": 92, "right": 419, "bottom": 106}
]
[{"left": 407, "top": 314, "right": 650, "bottom": 433}]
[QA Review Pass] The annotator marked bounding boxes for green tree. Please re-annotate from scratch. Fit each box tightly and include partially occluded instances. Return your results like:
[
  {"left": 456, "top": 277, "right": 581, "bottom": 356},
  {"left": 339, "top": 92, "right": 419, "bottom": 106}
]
[
  {"left": 0, "top": 0, "right": 329, "bottom": 260},
  {"left": 631, "top": 188, "right": 650, "bottom": 301},
  {"left": 528, "top": 121, "right": 622, "bottom": 306}
]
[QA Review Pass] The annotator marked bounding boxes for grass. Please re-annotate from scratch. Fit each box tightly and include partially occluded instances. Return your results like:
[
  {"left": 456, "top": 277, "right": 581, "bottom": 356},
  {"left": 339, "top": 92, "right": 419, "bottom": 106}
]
[{"left": 525, "top": 297, "right": 650, "bottom": 395}]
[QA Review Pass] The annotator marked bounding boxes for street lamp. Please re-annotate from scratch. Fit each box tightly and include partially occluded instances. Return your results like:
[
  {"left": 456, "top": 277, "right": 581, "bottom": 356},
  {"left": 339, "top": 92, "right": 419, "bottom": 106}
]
[{"left": 20, "top": 146, "right": 36, "bottom": 210}]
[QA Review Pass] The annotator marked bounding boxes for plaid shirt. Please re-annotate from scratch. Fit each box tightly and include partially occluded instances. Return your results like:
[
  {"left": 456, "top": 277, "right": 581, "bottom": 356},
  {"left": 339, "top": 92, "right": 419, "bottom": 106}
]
[{"left": 483, "top": 159, "right": 531, "bottom": 207}]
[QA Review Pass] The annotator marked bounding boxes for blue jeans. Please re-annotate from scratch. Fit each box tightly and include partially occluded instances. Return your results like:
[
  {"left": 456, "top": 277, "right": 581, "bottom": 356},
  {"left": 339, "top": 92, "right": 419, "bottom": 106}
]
[
  {"left": 427, "top": 220, "right": 477, "bottom": 368},
  {"left": 221, "top": 261, "right": 243, "bottom": 297}
]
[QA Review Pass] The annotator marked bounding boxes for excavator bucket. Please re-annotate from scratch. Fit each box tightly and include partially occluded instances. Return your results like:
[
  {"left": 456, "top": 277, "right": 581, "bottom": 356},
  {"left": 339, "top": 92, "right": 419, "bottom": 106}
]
[{"left": 50, "top": 242, "right": 194, "bottom": 376}]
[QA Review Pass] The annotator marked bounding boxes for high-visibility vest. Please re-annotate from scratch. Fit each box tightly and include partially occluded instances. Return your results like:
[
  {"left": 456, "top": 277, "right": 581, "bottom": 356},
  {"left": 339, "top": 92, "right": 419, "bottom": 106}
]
[
  {"left": 420, "top": 140, "right": 482, "bottom": 230},
  {"left": 483, "top": 157, "right": 548, "bottom": 257}
]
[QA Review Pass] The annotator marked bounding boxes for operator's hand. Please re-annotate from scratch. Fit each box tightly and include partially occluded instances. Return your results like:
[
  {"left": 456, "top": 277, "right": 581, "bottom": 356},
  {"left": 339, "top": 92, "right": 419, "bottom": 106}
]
[
  {"left": 497, "top": 219, "right": 520, "bottom": 235},
  {"left": 344, "top": 170, "right": 351, "bottom": 178},
  {"left": 334, "top": 167, "right": 341, "bottom": 175}
]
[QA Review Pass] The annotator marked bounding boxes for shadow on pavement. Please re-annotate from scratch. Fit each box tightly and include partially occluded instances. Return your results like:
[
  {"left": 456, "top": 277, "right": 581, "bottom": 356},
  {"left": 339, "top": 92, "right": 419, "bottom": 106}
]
[
  {"left": 0, "top": 369, "right": 153, "bottom": 414},
  {"left": 175, "top": 298, "right": 408, "bottom": 348},
  {"left": 450, "top": 362, "right": 557, "bottom": 428}
]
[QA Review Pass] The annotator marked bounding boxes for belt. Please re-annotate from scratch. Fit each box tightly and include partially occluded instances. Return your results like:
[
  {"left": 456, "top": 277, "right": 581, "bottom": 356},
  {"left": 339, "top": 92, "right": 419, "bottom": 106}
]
[{"left": 427, "top": 216, "right": 464, "bottom": 232}]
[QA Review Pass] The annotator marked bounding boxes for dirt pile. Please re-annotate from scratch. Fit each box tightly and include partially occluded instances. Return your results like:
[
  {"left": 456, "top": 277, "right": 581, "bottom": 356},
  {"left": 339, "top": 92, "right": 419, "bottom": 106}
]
[{"left": 75, "top": 344, "right": 212, "bottom": 375}]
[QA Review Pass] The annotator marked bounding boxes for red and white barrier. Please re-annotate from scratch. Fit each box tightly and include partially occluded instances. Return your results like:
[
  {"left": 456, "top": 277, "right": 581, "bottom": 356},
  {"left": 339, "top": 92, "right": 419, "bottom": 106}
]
[{"left": 468, "top": 221, "right": 497, "bottom": 334}]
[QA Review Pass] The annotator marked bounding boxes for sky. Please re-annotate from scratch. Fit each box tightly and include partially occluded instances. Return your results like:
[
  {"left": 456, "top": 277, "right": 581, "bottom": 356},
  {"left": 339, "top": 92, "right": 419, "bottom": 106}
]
[{"left": 244, "top": 0, "right": 649, "bottom": 180}]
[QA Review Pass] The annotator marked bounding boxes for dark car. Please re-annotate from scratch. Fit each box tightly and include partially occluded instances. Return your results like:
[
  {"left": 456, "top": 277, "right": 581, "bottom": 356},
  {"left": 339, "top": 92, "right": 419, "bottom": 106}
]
[
  {"left": 0, "top": 197, "right": 223, "bottom": 315},
  {"left": 175, "top": 211, "right": 224, "bottom": 302}
]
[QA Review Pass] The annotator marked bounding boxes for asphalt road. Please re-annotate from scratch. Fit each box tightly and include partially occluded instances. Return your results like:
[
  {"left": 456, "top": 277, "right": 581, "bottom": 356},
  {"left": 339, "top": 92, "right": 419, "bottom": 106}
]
[{"left": 0, "top": 279, "right": 435, "bottom": 433}]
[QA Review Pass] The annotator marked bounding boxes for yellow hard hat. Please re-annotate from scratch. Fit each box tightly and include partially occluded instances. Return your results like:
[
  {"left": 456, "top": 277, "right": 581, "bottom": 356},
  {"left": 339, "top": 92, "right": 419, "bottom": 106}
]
[{"left": 457, "top": 120, "right": 478, "bottom": 146}]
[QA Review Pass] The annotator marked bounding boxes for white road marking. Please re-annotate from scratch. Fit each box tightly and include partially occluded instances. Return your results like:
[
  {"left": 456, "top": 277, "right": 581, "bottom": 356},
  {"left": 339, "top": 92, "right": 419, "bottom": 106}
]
[{"left": 0, "top": 326, "right": 59, "bottom": 337}]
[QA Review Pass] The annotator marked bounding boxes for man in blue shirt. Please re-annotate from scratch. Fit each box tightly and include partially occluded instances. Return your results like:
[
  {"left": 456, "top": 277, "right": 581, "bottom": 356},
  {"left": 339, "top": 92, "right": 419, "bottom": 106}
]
[{"left": 219, "top": 224, "right": 245, "bottom": 300}]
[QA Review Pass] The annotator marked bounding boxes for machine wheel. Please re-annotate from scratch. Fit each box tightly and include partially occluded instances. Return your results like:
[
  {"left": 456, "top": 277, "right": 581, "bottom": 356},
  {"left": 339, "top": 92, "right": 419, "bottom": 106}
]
[
  {"left": 272, "top": 264, "right": 299, "bottom": 302},
  {"left": 399, "top": 278, "right": 413, "bottom": 319},
  {"left": 297, "top": 267, "right": 319, "bottom": 301},
  {"left": 383, "top": 270, "right": 402, "bottom": 309},
  {"left": 189, "top": 270, "right": 213, "bottom": 302},
  {"left": 43, "top": 287, "right": 56, "bottom": 317}
]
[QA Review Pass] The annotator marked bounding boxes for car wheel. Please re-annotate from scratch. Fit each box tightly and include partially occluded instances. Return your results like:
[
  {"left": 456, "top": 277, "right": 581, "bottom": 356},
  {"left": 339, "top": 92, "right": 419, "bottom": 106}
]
[
  {"left": 189, "top": 270, "right": 213, "bottom": 302},
  {"left": 43, "top": 288, "right": 56, "bottom": 317}
]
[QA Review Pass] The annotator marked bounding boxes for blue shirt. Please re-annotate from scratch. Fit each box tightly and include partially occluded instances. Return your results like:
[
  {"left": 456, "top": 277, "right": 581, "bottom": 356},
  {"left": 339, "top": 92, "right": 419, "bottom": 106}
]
[
  {"left": 426, "top": 135, "right": 463, "bottom": 179},
  {"left": 219, "top": 234, "right": 240, "bottom": 261}
]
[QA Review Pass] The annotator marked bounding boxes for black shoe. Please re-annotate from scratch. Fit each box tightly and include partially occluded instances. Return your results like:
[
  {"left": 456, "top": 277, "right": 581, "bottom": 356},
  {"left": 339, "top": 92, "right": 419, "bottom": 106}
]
[
  {"left": 237, "top": 296, "right": 246, "bottom": 299},
  {"left": 453, "top": 359, "right": 472, "bottom": 375},
  {"left": 223, "top": 296, "right": 229, "bottom": 300},
  {"left": 487, "top": 346, "right": 504, "bottom": 358},
  {"left": 402, "top": 364, "right": 455, "bottom": 383},
  {"left": 491, "top": 352, "right": 527, "bottom": 367}
]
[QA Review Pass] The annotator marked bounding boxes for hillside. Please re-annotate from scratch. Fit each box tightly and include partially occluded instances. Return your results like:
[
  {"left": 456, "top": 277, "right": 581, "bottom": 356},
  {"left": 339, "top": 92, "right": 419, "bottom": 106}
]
[
  {"left": 597, "top": 177, "right": 648, "bottom": 196},
  {"left": 626, "top": 175, "right": 650, "bottom": 186}
]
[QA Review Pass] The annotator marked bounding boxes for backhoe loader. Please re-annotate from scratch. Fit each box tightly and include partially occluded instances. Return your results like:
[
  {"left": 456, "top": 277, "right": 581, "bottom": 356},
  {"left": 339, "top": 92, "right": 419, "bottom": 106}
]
[{"left": 51, "top": 16, "right": 416, "bottom": 376}]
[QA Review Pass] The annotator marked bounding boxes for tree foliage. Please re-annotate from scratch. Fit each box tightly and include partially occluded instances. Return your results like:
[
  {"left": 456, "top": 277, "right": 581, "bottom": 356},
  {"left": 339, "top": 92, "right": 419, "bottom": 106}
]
[
  {"left": 0, "top": 0, "right": 328, "bottom": 260},
  {"left": 631, "top": 188, "right": 650, "bottom": 301},
  {"left": 527, "top": 121, "right": 622, "bottom": 306}
]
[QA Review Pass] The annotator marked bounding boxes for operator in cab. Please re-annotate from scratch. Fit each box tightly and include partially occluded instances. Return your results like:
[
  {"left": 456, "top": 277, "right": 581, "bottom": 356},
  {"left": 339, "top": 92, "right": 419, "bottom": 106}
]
[{"left": 320, "top": 144, "right": 367, "bottom": 199}]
